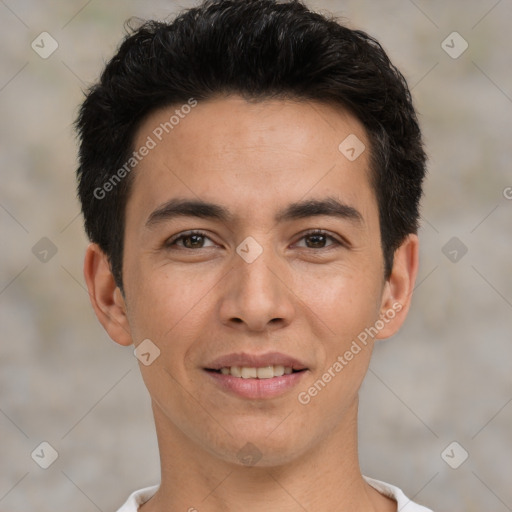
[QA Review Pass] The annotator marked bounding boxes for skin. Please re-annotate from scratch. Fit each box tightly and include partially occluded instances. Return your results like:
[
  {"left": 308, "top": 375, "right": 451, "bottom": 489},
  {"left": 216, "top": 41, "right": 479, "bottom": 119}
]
[{"left": 84, "top": 95, "right": 419, "bottom": 512}]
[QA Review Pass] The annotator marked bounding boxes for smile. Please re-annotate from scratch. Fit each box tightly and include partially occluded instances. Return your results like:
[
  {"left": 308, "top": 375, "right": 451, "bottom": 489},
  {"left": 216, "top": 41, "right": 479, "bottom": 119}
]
[
  {"left": 204, "top": 366, "right": 308, "bottom": 399},
  {"left": 214, "top": 365, "right": 298, "bottom": 379}
]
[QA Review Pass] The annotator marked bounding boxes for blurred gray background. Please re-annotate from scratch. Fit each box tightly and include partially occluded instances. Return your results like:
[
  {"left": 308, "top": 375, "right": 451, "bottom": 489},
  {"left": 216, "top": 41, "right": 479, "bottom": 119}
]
[{"left": 1, "top": 1, "right": 511, "bottom": 511}]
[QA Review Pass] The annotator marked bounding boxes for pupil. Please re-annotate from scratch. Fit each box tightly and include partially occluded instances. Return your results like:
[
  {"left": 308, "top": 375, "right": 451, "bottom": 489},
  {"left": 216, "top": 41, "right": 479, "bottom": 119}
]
[
  {"left": 185, "top": 235, "right": 203, "bottom": 248},
  {"left": 307, "top": 234, "right": 325, "bottom": 248}
]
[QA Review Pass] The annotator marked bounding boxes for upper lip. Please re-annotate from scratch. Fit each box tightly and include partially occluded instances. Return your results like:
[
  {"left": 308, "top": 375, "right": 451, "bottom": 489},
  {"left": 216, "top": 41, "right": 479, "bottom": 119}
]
[{"left": 205, "top": 352, "right": 308, "bottom": 371}]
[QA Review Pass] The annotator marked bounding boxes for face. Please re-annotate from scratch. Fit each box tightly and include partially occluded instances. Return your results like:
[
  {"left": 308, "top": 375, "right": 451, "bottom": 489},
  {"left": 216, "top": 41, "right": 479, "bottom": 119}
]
[{"left": 86, "top": 95, "right": 417, "bottom": 467}]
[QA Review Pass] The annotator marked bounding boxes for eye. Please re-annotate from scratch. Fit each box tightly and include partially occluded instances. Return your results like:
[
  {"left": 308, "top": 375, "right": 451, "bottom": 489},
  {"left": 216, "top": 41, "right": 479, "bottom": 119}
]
[
  {"left": 164, "top": 229, "right": 345, "bottom": 251},
  {"left": 294, "top": 229, "right": 343, "bottom": 249},
  {"left": 165, "top": 230, "right": 216, "bottom": 249}
]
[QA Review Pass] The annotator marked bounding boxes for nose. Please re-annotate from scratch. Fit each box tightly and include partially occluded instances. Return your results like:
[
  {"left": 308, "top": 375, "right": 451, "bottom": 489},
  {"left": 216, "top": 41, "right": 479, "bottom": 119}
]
[{"left": 218, "top": 242, "right": 295, "bottom": 333}]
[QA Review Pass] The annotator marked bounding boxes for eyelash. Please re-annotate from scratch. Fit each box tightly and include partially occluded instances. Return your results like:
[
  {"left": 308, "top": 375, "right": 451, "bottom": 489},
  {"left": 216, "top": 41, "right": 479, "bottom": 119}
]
[{"left": 165, "top": 229, "right": 344, "bottom": 250}]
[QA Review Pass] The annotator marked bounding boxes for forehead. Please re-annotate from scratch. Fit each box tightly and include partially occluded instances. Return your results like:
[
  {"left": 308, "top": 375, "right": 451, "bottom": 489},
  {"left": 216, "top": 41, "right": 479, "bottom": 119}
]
[{"left": 127, "top": 95, "right": 376, "bottom": 228}]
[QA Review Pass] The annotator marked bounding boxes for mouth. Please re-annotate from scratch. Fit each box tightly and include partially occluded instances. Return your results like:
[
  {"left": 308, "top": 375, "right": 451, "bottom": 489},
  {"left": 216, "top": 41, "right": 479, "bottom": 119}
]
[
  {"left": 205, "top": 366, "right": 306, "bottom": 379},
  {"left": 203, "top": 352, "right": 309, "bottom": 399},
  {"left": 204, "top": 351, "right": 308, "bottom": 373}
]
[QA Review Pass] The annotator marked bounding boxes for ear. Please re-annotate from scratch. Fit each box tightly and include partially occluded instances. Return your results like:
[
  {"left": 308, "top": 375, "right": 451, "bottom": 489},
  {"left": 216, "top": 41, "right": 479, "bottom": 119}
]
[
  {"left": 83, "top": 243, "right": 133, "bottom": 346},
  {"left": 375, "top": 234, "right": 419, "bottom": 340}
]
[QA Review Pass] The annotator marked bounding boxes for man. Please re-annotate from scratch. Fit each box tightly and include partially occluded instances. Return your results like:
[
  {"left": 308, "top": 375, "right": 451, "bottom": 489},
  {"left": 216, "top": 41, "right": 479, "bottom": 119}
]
[{"left": 76, "top": 0, "right": 433, "bottom": 510}]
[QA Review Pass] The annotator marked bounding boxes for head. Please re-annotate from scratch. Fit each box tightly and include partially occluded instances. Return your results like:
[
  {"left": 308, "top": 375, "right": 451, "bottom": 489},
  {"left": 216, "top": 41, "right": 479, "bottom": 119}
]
[{"left": 77, "top": 0, "right": 426, "bottom": 467}]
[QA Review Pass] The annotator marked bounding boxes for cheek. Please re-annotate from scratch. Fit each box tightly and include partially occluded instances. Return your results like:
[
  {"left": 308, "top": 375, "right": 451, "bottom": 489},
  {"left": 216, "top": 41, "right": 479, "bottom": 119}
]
[
  {"left": 292, "top": 260, "right": 383, "bottom": 341},
  {"left": 294, "top": 271, "right": 380, "bottom": 419},
  {"left": 124, "top": 266, "right": 213, "bottom": 418},
  {"left": 125, "top": 261, "right": 217, "bottom": 342}
]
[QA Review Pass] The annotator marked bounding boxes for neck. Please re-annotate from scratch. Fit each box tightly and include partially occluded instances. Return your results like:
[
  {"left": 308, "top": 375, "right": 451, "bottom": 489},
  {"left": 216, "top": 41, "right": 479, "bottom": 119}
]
[{"left": 140, "top": 397, "right": 395, "bottom": 512}]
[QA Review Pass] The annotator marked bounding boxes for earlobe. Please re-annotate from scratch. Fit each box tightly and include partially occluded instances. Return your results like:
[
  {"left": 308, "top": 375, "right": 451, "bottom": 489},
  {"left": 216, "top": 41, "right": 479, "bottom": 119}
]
[
  {"left": 83, "top": 243, "right": 133, "bottom": 346},
  {"left": 376, "top": 234, "right": 419, "bottom": 340}
]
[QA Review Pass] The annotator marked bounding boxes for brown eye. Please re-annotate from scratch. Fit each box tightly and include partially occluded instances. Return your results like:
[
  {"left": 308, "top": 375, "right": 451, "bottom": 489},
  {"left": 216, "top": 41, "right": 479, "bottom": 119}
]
[
  {"left": 295, "top": 230, "right": 342, "bottom": 249},
  {"left": 304, "top": 233, "right": 329, "bottom": 248},
  {"left": 166, "top": 231, "right": 215, "bottom": 249}
]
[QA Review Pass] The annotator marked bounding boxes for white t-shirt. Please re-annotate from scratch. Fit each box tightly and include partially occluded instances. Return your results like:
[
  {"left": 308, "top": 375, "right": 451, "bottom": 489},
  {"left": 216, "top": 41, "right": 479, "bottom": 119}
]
[{"left": 116, "top": 476, "right": 434, "bottom": 511}]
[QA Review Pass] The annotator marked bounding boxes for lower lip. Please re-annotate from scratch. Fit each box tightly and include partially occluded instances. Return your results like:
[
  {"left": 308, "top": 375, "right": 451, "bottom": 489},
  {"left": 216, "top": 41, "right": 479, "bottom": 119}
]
[{"left": 204, "top": 370, "right": 307, "bottom": 399}]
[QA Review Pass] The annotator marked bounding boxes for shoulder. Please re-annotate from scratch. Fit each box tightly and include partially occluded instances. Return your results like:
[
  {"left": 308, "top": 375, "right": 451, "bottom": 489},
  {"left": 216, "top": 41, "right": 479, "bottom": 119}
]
[
  {"left": 363, "top": 476, "right": 434, "bottom": 512},
  {"left": 115, "top": 479, "right": 434, "bottom": 512},
  {"left": 115, "top": 485, "right": 159, "bottom": 512}
]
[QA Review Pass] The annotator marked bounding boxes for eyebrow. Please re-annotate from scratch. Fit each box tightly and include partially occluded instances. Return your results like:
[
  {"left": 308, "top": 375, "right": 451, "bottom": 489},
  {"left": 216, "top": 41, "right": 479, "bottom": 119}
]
[{"left": 145, "top": 196, "right": 363, "bottom": 228}]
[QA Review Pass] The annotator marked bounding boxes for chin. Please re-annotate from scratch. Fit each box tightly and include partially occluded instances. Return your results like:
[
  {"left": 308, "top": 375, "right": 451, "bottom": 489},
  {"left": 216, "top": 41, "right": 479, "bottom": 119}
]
[{"left": 209, "top": 427, "right": 308, "bottom": 468}]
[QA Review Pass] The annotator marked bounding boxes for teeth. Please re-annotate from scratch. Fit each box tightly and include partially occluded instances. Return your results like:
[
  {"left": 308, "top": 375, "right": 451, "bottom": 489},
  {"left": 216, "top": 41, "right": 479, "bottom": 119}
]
[
  {"left": 231, "top": 366, "right": 242, "bottom": 378},
  {"left": 241, "top": 367, "right": 257, "bottom": 379},
  {"left": 257, "top": 366, "right": 274, "bottom": 379},
  {"left": 217, "top": 365, "right": 296, "bottom": 378},
  {"left": 271, "top": 365, "right": 284, "bottom": 377}
]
